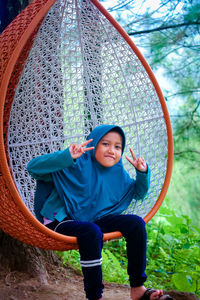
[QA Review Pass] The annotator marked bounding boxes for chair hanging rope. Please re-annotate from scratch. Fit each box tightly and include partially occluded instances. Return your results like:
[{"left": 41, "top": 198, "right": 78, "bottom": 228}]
[{"left": 0, "top": 0, "right": 173, "bottom": 250}]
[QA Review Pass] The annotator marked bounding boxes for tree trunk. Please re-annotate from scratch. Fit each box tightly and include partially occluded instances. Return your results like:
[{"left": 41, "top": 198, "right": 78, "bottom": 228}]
[{"left": 0, "top": 230, "right": 61, "bottom": 283}]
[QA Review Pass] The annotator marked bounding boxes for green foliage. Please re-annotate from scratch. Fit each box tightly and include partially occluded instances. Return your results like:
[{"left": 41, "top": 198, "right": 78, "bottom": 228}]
[
  {"left": 184, "top": 3, "right": 200, "bottom": 23},
  {"left": 101, "top": 249, "right": 128, "bottom": 283},
  {"left": 145, "top": 203, "right": 200, "bottom": 295},
  {"left": 57, "top": 202, "right": 200, "bottom": 297},
  {"left": 57, "top": 249, "right": 82, "bottom": 274},
  {"left": 166, "top": 160, "right": 200, "bottom": 225},
  {"left": 147, "top": 2, "right": 200, "bottom": 163}
]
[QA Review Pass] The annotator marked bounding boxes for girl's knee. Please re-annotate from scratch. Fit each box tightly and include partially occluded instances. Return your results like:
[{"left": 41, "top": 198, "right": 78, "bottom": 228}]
[
  {"left": 88, "top": 223, "right": 103, "bottom": 240},
  {"left": 77, "top": 223, "right": 103, "bottom": 258},
  {"left": 134, "top": 215, "right": 145, "bottom": 226},
  {"left": 125, "top": 215, "right": 146, "bottom": 235},
  {"left": 78, "top": 222, "right": 103, "bottom": 243}
]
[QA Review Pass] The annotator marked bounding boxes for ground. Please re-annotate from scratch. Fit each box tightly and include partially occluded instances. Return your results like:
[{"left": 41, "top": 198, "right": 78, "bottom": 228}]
[{"left": 0, "top": 263, "right": 199, "bottom": 300}]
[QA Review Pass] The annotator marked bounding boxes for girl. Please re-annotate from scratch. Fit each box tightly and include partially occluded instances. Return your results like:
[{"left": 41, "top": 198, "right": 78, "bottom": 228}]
[{"left": 27, "top": 124, "right": 172, "bottom": 300}]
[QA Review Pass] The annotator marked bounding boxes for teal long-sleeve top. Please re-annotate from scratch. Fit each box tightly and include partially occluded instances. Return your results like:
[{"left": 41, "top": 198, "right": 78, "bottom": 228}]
[
  {"left": 27, "top": 148, "right": 74, "bottom": 222},
  {"left": 27, "top": 147, "right": 150, "bottom": 223}
]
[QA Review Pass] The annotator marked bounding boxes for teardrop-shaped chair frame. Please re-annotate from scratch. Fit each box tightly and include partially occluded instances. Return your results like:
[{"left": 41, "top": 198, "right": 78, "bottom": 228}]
[{"left": 0, "top": 0, "right": 173, "bottom": 250}]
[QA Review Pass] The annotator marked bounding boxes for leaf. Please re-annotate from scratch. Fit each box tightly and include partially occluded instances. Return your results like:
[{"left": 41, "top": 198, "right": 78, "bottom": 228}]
[
  {"left": 180, "top": 226, "right": 189, "bottom": 234},
  {"left": 193, "top": 226, "right": 200, "bottom": 234},
  {"left": 172, "top": 273, "right": 196, "bottom": 292},
  {"left": 186, "top": 275, "right": 193, "bottom": 285},
  {"left": 159, "top": 247, "right": 169, "bottom": 259},
  {"left": 196, "top": 265, "right": 200, "bottom": 272},
  {"left": 182, "top": 243, "right": 191, "bottom": 249}
]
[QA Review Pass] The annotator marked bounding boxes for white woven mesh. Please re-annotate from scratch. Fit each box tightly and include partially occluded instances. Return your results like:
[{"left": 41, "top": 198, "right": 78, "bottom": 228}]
[{"left": 8, "top": 0, "right": 168, "bottom": 218}]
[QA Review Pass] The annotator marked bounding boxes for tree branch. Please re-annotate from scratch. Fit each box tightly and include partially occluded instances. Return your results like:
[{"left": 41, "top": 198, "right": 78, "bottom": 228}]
[
  {"left": 128, "top": 21, "right": 200, "bottom": 36},
  {"left": 166, "top": 89, "right": 200, "bottom": 98},
  {"left": 174, "top": 149, "right": 200, "bottom": 155},
  {"left": 107, "top": 0, "right": 135, "bottom": 12}
]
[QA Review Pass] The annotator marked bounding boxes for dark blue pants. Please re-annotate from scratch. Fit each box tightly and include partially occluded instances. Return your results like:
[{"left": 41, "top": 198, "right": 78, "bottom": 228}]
[{"left": 46, "top": 214, "right": 147, "bottom": 300}]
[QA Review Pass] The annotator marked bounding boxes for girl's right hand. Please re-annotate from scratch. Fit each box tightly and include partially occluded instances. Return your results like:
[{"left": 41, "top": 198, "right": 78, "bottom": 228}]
[{"left": 69, "top": 139, "right": 94, "bottom": 159}]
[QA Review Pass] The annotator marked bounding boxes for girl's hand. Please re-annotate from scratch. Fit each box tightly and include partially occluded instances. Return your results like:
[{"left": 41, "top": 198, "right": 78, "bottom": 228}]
[
  {"left": 69, "top": 139, "right": 94, "bottom": 159},
  {"left": 126, "top": 148, "right": 147, "bottom": 172}
]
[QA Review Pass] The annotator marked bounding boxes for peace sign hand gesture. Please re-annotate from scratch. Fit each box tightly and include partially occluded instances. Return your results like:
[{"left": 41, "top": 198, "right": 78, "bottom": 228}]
[
  {"left": 126, "top": 148, "right": 147, "bottom": 173},
  {"left": 69, "top": 139, "right": 94, "bottom": 159}
]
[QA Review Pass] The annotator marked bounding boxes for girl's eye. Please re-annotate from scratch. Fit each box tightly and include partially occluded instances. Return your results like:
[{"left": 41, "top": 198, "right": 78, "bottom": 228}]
[
  {"left": 102, "top": 142, "right": 109, "bottom": 146},
  {"left": 115, "top": 145, "right": 121, "bottom": 149}
]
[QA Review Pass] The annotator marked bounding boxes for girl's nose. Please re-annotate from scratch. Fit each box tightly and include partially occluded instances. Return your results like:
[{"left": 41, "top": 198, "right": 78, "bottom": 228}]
[{"left": 108, "top": 147, "right": 114, "bottom": 154}]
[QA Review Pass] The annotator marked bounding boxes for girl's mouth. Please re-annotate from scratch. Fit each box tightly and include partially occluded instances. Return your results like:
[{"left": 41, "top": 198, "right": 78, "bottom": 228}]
[{"left": 104, "top": 155, "right": 115, "bottom": 160}]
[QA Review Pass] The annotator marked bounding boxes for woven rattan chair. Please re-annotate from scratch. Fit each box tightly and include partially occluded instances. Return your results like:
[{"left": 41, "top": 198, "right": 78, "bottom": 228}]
[{"left": 0, "top": 0, "right": 173, "bottom": 251}]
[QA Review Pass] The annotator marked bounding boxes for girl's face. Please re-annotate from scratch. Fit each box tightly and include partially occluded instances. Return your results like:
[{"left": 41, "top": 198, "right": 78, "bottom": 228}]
[{"left": 95, "top": 131, "right": 122, "bottom": 167}]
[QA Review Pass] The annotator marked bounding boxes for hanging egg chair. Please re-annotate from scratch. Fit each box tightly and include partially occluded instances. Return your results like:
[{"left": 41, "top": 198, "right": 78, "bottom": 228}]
[{"left": 0, "top": 0, "right": 173, "bottom": 251}]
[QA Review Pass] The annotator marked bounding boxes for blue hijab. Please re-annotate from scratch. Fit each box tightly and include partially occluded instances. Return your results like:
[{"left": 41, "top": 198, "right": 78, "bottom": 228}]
[{"left": 52, "top": 125, "right": 136, "bottom": 222}]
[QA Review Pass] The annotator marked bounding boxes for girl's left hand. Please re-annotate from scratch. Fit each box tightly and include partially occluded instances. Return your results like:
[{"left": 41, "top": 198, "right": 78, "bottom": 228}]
[{"left": 126, "top": 148, "right": 147, "bottom": 172}]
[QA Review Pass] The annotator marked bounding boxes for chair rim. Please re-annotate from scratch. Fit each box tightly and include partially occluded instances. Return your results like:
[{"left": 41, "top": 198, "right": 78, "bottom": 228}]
[{"left": 0, "top": 0, "right": 173, "bottom": 248}]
